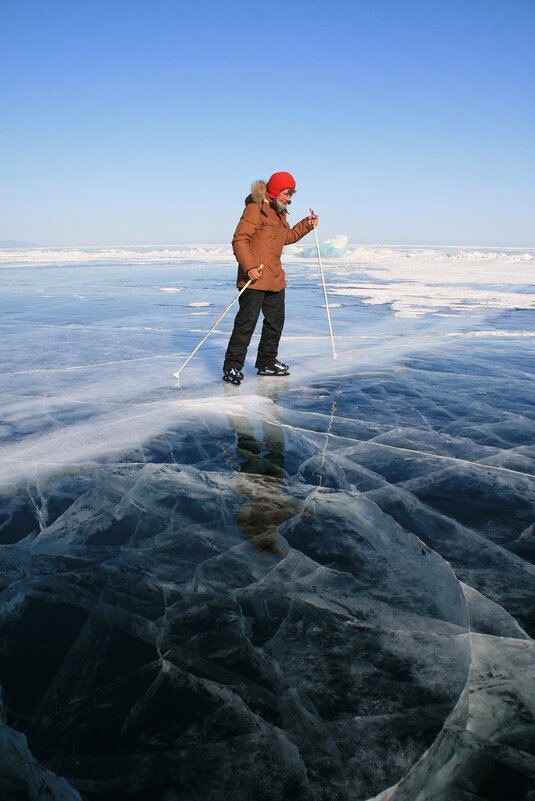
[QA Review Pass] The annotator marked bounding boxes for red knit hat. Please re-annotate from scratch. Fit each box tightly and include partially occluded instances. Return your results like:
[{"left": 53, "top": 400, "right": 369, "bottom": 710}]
[{"left": 266, "top": 171, "right": 296, "bottom": 199}]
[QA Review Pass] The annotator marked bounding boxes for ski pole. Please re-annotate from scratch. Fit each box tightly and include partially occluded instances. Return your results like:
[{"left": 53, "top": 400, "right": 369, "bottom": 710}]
[
  {"left": 173, "top": 266, "right": 263, "bottom": 381},
  {"left": 310, "top": 208, "right": 337, "bottom": 359}
]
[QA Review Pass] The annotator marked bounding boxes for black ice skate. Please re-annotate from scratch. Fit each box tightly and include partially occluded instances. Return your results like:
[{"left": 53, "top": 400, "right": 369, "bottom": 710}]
[
  {"left": 257, "top": 360, "right": 290, "bottom": 376},
  {"left": 223, "top": 367, "right": 243, "bottom": 385}
]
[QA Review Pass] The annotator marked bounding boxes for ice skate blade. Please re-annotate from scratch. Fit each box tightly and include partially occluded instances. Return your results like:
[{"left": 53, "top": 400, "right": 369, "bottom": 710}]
[
  {"left": 257, "top": 370, "right": 290, "bottom": 377},
  {"left": 223, "top": 374, "right": 241, "bottom": 385}
]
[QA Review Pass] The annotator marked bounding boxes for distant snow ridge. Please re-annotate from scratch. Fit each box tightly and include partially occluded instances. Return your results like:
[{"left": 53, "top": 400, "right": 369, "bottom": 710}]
[
  {"left": 286, "top": 238, "right": 534, "bottom": 263},
  {"left": 0, "top": 246, "right": 233, "bottom": 266},
  {"left": 342, "top": 246, "right": 534, "bottom": 263},
  {"left": 1, "top": 241, "right": 533, "bottom": 267},
  {"left": 453, "top": 250, "right": 533, "bottom": 262}
]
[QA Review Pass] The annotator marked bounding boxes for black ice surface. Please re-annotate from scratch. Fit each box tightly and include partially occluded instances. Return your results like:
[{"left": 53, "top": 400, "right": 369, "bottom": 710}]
[{"left": 1, "top": 256, "right": 535, "bottom": 801}]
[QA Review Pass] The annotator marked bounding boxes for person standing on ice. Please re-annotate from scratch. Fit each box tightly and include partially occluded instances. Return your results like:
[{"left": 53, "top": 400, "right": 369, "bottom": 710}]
[{"left": 222, "top": 171, "right": 318, "bottom": 384}]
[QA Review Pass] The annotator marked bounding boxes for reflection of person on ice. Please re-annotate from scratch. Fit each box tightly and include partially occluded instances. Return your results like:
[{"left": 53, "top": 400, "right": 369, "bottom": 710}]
[{"left": 223, "top": 172, "right": 318, "bottom": 385}]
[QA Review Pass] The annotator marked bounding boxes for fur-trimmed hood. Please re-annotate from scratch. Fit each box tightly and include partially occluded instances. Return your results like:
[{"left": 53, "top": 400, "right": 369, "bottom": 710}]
[{"left": 245, "top": 180, "right": 268, "bottom": 206}]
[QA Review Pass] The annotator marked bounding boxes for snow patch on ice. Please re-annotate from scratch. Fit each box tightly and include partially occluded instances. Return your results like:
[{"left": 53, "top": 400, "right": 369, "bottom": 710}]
[{"left": 333, "top": 282, "right": 535, "bottom": 318}]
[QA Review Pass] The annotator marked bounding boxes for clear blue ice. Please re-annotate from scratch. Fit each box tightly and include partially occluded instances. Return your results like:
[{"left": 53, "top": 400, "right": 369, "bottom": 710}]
[{"left": 1, "top": 244, "right": 534, "bottom": 800}]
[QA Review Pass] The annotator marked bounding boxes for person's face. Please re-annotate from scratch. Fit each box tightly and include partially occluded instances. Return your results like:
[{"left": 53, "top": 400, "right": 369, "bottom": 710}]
[{"left": 276, "top": 189, "right": 293, "bottom": 205}]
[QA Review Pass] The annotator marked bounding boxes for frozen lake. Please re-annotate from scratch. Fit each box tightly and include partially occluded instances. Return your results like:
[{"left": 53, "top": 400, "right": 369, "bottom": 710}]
[{"left": 1, "top": 242, "right": 535, "bottom": 800}]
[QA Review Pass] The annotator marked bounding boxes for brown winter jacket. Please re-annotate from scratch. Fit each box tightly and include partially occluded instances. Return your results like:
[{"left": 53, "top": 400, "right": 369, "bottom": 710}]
[{"left": 232, "top": 180, "right": 313, "bottom": 292}]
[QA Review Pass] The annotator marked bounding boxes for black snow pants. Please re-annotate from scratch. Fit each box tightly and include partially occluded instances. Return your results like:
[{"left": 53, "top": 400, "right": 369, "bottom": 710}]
[{"left": 224, "top": 288, "right": 285, "bottom": 371}]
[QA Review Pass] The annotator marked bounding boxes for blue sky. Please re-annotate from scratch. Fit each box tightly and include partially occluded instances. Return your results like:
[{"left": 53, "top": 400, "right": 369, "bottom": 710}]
[{"left": 1, "top": 0, "right": 534, "bottom": 246}]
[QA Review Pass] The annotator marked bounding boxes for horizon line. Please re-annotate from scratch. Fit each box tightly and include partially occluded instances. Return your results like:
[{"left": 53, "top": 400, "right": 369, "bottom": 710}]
[{"left": 2, "top": 241, "right": 535, "bottom": 251}]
